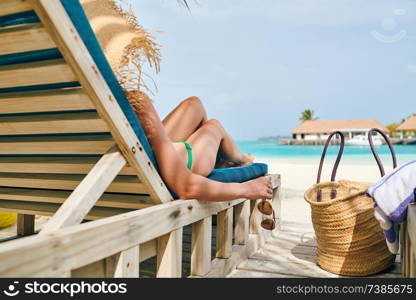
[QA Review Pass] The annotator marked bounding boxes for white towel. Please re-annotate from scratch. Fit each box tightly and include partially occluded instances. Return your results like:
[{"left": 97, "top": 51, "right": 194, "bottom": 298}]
[{"left": 367, "top": 160, "right": 416, "bottom": 254}]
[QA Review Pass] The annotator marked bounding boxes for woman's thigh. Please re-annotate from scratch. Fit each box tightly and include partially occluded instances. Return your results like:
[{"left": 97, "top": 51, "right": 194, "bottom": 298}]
[
  {"left": 185, "top": 120, "right": 224, "bottom": 176},
  {"left": 162, "top": 96, "right": 207, "bottom": 142}
]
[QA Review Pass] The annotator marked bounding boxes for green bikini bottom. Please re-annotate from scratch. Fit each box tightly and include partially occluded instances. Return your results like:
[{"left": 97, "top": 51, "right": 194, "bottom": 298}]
[{"left": 174, "top": 141, "right": 193, "bottom": 170}]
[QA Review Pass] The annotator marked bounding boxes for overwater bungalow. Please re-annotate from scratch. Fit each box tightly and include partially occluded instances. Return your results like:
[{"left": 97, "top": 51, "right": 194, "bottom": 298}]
[
  {"left": 397, "top": 116, "right": 416, "bottom": 139},
  {"left": 292, "top": 119, "right": 388, "bottom": 141}
]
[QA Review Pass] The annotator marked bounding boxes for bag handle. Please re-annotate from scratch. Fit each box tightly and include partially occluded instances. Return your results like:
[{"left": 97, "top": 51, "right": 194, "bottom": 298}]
[
  {"left": 368, "top": 128, "right": 397, "bottom": 177},
  {"left": 316, "top": 131, "right": 345, "bottom": 201}
]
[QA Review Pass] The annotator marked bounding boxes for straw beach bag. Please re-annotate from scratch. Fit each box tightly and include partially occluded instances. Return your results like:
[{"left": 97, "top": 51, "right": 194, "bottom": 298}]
[{"left": 304, "top": 129, "right": 396, "bottom": 276}]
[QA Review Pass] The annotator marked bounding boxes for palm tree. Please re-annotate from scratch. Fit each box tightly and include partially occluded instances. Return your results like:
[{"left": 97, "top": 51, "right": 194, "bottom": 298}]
[
  {"left": 299, "top": 109, "right": 318, "bottom": 122},
  {"left": 386, "top": 123, "right": 399, "bottom": 137}
]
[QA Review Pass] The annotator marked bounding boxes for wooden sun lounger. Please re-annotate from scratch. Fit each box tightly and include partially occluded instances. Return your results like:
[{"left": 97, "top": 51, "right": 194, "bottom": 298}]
[{"left": 0, "top": 0, "right": 281, "bottom": 278}]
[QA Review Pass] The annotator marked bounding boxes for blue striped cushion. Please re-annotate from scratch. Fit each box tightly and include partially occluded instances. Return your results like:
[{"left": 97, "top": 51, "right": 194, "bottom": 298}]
[
  {"left": 207, "top": 163, "right": 268, "bottom": 183},
  {"left": 0, "top": 11, "right": 38, "bottom": 27}
]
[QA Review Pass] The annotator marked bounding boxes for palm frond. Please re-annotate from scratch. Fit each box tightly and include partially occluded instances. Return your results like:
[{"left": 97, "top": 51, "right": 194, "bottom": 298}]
[{"left": 177, "top": 0, "right": 191, "bottom": 11}]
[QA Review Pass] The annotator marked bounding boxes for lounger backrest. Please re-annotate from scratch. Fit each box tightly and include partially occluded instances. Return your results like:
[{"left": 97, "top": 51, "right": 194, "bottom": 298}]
[{"left": 0, "top": 0, "right": 173, "bottom": 219}]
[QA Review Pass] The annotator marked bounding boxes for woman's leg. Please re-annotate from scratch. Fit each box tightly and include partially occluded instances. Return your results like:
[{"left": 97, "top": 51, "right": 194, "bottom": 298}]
[
  {"left": 163, "top": 97, "right": 253, "bottom": 171},
  {"left": 162, "top": 96, "right": 207, "bottom": 141},
  {"left": 213, "top": 120, "right": 254, "bottom": 167},
  {"left": 185, "top": 119, "right": 254, "bottom": 176}
]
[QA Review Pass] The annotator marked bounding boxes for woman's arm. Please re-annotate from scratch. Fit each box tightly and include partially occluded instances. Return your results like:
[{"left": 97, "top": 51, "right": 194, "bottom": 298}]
[{"left": 127, "top": 91, "right": 272, "bottom": 201}]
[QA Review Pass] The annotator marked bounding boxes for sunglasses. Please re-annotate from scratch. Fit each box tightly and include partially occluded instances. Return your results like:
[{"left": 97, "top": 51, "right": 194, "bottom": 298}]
[{"left": 257, "top": 200, "right": 276, "bottom": 230}]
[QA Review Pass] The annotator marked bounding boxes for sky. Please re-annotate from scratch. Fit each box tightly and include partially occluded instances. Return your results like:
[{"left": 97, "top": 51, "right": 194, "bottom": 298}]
[{"left": 130, "top": 0, "right": 416, "bottom": 140}]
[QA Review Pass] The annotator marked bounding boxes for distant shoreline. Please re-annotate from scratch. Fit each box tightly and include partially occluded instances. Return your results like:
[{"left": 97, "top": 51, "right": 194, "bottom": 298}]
[
  {"left": 237, "top": 140, "right": 416, "bottom": 166},
  {"left": 253, "top": 156, "right": 414, "bottom": 166}
]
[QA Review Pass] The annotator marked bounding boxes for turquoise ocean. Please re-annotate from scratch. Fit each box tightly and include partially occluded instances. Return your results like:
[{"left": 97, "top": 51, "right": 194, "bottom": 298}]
[{"left": 236, "top": 140, "right": 416, "bottom": 165}]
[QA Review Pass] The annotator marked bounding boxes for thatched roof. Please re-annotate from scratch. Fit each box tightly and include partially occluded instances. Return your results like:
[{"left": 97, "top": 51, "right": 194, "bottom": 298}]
[
  {"left": 397, "top": 116, "right": 416, "bottom": 131},
  {"left": 292, "top": 119, "right": 388, "bottom": 134}
]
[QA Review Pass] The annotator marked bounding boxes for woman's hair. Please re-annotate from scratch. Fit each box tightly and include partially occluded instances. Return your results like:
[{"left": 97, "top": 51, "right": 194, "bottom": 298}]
[{"left": 124, "top": 89, "right": 151, "bottom": 113}]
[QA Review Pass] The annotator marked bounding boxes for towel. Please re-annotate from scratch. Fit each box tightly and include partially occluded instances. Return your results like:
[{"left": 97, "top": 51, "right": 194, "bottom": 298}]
[{"left": 367, "top": 160, "right": 416, "bottom": 254}]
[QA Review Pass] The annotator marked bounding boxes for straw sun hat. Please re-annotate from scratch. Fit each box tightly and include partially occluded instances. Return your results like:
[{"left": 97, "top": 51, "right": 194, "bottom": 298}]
[{"left": 80, "top": 0, "right": 161, "bottom": 92}]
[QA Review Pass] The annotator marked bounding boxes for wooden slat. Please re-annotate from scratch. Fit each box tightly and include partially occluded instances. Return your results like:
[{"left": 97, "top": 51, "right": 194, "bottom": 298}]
[
  {"left": 0, "top": 88, "right": 94, "bottom": 114},
  {"left": 0, "top": 173, "right": 148, "bottom": 194},
  {"left": 0, "top": 135, "right": 115, "bottom": 155},
  {"left": 41, "top": 149, "right": 126, "bottom": 234},
  {"left": 216, "top": 208, "right": 233, "bottom": 259},
  {"left": 238, "top": 257, "right": 339, "bottom": 278},
  {"left": 0, "top": 24, "right": 55, "bottom": 55},
  {"left": 156, "top": 228, "right": 183, "bottom": 278},
  {"left": 191, "top": 217, "right": 212, "bottom": 276},
  {"left": 0, "top": 0, "right": 32, "bottom": 17},
  {"left": 0, "top": 187, "right": 152, "bottom": 209},
  {"left": 228, "top": 269, "right": 305, "bottom": 278},
  {"left": 0, "top": 199, "right": 132, "bottom": 220},
  {"left": 33, "top": 0, "right": 172, "bottom": 203},
  {"left": 0, "top": 156, "right": 136, "bottom": 175},
  {"left": 0, "top": 59, "right": 76, "bottom": 89},
  {"left": 0, "top": 112, "right": 108, "bottom": 135}
]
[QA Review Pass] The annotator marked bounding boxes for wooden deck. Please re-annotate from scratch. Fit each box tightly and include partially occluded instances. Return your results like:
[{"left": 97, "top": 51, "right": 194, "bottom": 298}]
[
  {"left": 137, "top": 219, "right": 402, "bottom": 278},
  {"left": 228, "top": 221, "right": 402, "bottom": 278}
]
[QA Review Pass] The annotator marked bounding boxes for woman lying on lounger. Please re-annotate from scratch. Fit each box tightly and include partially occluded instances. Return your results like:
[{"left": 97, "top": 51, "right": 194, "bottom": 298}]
[
  {"left": 125, "top": 91, "right": 273, "bottom": 202},
  {"left": 81, "top": 1, "right": 271, "bottom": 202}
]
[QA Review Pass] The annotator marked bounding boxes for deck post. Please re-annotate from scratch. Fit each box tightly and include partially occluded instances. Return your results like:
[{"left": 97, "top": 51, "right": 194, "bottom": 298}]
[
  {"left": 403, "top": 204, "right": 416, "bottom": 277},
  {"left": 216, "top": 208, "right": 233, "bottom": 258},
  {"left": 411, "top": 251, "right": 416, "bottom": 278},
  {"left": 191, "top": 217, "right": 212, "bottom": 276},
  {"left": 272, "top": 185, "right": 281, "bottom": 230},
  {"left": 234, "top": 201, "right": 250, "bottom": 245},
  {"left": 156, "top": 228, "right": 183, "bottom": 278},
  {"left": 114, "top": 246, "right": 140, "bottom": 278},
  {"left": 17, "top": 214, "right": 35, "bottom": 236}
]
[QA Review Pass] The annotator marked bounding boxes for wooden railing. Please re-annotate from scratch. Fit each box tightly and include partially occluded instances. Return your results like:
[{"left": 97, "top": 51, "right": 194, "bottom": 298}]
[
  {"left": 402, "top": 203, "right": 416, "bottom": 277},
  {"left": 0, "top": 175, "right": 281, "bottom": 278}
]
